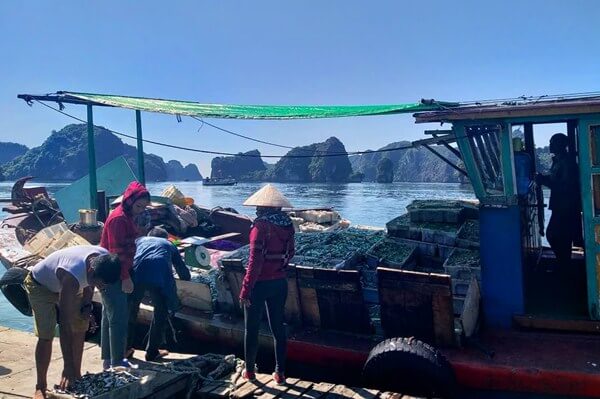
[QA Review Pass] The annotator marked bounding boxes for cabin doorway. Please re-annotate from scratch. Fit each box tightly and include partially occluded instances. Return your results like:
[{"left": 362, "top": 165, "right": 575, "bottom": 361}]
[{"left": 512, "top": 121, "right": 588, "bottom": 320}]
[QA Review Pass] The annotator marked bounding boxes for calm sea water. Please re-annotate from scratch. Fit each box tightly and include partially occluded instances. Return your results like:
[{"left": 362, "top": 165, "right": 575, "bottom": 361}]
[{"left": 1, "top": 181, "right": 477, "bottom": 331}]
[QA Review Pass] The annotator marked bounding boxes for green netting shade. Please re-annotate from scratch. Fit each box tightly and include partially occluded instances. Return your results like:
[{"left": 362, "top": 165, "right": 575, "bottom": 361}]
[{"left": 63, "top": 91, "right": 451, "bottom": 120}]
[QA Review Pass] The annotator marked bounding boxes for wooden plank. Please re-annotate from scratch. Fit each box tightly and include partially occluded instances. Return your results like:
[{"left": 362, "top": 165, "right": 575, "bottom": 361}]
[
  {"left": 284, "top": 266, "right": 302, "bottom": 325},
  {"left": 379, "top": 279, "right": 451, "bottom": 296},
  {"left": 349, "top": 387, "right": 380, "bottom": 399},
  {"left": 255, "top": 374, "right": 292, "bottom": 399},
  {"left": 432, "top": 291, "right": 455, "bottom": 347},
  {"left": 301, "top": 382, "right": 336, "bottom": 399},
  {"left": 378, "top": 393, "right": 403, "bottom": 399},
  {"left": 197, "top": 380, "right": 227, "bottom": 396},
  {"left": 297, "top": 266, "right": 320, "bottom": 327},
  {"left": 144, "top": 373, "right": 189, "bottom": 399},
  {"left": 224, "top": 268, "right": 244, "bottom": 314},
  {"left": 377, "top": 268, "right": 450, "bottom": 285},
  {"left": 461, "top": 277, "right": 481, "bottom": 338},
  {"left": 231, "top": 373, "right": 271, "bottom": 398},
  {"left": 513, "top": 314, "right": 600, "bottom": 334},
  {"left": 325, "top": 385, "right": 356, "bottom": 398},
  {"left": 278, "top": 380, "right": 313, "bottom": 399},
  {"left": 176, "top": 278, "right": 213, "bottom": 311}
]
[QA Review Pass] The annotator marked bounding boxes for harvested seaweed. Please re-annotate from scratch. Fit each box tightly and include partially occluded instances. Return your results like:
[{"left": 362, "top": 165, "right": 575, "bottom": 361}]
[
  {"left": 220, "top": 228, "right": 384, "bottom": 269},
  {"left": 367, "top": 239, "right": 415, "bottom": 266},
  {"left": 458, "top": 219, "right": 479, "bottom": 241},
  {"left": 445, "top": 248, "right": 480, "bottom": 268}
]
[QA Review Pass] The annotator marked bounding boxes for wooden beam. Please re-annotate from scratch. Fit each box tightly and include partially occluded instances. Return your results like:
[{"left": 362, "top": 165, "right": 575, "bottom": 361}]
[
  {"left": 415, "top": 102, "right": 600, "bottom": 123},
  {"left": 421, "top": 144, "right": 468, "bottom": 177},
  {"left": 513, "top": 314, "right": 600, "bottom": 334}
]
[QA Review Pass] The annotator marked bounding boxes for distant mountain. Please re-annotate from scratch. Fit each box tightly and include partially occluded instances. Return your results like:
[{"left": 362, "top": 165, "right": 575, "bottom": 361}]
[
  {"left": 350, "top": 141, "right": 464, "bottom": 183},
  {"left": 0, "top": 142, "right": 28, "bottom": 165},
  {"left": 264, "top": 137, "right": 353, "bottom": 183},
  {"left": 0, "top": 124, "right": 202, "bottom": 182},
  {"left": 211, "top": 150, "right": 266, "bottom": 181},
  {"left": 166, "top": 160, "right": 203, "bottom": 181}
]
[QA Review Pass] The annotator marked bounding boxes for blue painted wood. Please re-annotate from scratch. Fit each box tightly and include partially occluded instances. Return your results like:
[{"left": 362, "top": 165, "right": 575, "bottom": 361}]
[
  {"left": 577, "top": 118, "right": 600, "bottom": 319},
  {"left": 500, "top": 124, "right": 517, "bottom": 197},
  {"left": 480, "top": 205, "right": 525, "bottom": 327}
]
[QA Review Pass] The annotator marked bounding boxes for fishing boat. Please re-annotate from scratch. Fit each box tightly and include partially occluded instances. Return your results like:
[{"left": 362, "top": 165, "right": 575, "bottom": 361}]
[
  {"left": 3, "top": 91, "right": 600, "bottom": 398},
  {"left": 202, "top": 177, "right": 237, "bottom": 186}
]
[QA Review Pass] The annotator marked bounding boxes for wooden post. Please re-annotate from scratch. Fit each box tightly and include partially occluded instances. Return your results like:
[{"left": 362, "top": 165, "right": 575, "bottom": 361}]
[
  {"left": 87, "top": 104, "right": 98, "bottom": 209},
  {"left": 136, "top": 110, "right": 146, "bottom": 185}
]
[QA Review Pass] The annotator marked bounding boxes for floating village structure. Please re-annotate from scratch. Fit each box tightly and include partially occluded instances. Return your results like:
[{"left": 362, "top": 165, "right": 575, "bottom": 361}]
[{"left": 2, "top": 91, "right": 600, "bottom": 398}]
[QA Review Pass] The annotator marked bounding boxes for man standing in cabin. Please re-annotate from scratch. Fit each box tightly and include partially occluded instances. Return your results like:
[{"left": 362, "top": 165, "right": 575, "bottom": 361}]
[
  {"left": 24, "top": 246, "right": 121, "bottom": 399},
  {"left": 127, "top": 227, "right": 191, "bottom": 361},
  {"left": 536, "top": 133, "right": 583, "bottom": 270}
]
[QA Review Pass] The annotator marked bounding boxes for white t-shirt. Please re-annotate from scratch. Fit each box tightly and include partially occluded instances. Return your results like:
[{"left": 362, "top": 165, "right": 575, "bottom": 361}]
[{"left": 31, "top": 245, "right": 109, "bottom": 293}]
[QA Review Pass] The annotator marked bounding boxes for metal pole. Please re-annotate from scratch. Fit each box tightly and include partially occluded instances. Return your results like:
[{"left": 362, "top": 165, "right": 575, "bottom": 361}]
[
  {"left": 87, "top": 104, "right": 98, "bottom": 209},
  {"left": 135, "top": 110, "right": 146, "bottom": 185}
]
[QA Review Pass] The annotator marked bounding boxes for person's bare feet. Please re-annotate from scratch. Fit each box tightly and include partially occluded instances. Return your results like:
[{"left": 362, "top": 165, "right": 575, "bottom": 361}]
[{"left": 33, "top": 387, "right": 47, "bottom": 399}]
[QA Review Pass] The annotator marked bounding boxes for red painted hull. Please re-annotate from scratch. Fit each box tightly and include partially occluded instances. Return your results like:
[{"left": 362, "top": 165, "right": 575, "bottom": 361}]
[{"left": 136, "top": 307, "right": 600, "bottom": 398}]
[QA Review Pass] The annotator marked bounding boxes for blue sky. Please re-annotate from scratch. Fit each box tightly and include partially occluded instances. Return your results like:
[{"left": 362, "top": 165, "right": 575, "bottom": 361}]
[{"left": 1, "top": 0, "right": 599, "bottom": 175}]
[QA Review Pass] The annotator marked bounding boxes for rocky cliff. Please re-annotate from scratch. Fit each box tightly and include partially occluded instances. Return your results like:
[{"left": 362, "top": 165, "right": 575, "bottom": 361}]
[
  {"left": 376, "top": 157, "right": 394, "bottom": 183},
  {"left": 211, "top": 150, "right": 266, "bottom": 180},
  {"left": 0, "top": 124, "right": 201, "bottom": 182},
  {"left": 0, "top": 142, "right": 28, "bottom": 165},
  {"left": 350, "top": 141, "right": 463, "bottom": 183},
  {"left": 264, "top": 137, "right": 353, "bottom": 183},
  {"left": 166, "top": 160, "right": 203, "bottom": 181}
]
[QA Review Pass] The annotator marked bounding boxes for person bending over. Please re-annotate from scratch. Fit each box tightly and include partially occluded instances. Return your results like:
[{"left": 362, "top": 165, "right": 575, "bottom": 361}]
[
  {"left": 24, "top": 246, "right": 120, "bottom": 399},
  {"left": 127, "top": 227, "right": 191, "bottom": 361}
]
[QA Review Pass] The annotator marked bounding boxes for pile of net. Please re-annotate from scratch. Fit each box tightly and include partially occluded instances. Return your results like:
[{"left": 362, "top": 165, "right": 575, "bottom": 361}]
[
  {"left": 190, "top": 267, "right": 223, "bottom": 307},
  {"left": 144, "top": 353, "right": 243, "bottom": 396}
]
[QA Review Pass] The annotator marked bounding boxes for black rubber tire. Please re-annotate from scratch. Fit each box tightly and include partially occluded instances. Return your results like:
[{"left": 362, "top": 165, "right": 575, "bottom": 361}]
[{"left": 362, "top": 337, "right": 457, "bottom": 398}]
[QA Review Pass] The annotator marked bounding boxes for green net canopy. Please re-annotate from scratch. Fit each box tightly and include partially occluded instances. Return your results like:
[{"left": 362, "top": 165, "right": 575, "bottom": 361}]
[{"left": 61, "top": 91, "right": 451, "bottom": 120}]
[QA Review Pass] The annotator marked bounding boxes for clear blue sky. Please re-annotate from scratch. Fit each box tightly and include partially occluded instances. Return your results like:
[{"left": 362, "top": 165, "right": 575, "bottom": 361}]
[{"left": 1, "top": 0, "right": 599, "bottom": 176}]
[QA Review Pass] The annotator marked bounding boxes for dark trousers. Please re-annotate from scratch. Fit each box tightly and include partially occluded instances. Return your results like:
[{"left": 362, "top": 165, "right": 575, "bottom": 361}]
[
  {"left": 244, "top": 278, "right": 287, "bottom": 374},
  {"left": 128, "top": 282, "right": 169, "bottom": 359},
  {"left": 547, "top": 209, "right": 583, "bottom": 267}
]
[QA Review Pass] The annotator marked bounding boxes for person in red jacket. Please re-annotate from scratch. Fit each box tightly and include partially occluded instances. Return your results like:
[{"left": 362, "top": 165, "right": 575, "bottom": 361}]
[
  {"left": 239, "top": 184, "right": 295, "bottom": 385},
  {"left": 99, "top": 181, "right": 150, "bottom": 369}
]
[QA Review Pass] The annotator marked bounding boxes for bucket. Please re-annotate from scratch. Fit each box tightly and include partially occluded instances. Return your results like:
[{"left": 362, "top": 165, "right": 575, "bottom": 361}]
[{"left": 79, "top": 209, "right": 98, "bottom": 226}]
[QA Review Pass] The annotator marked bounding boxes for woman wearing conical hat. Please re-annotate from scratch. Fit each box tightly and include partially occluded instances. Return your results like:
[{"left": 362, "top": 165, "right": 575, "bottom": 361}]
[{"left": 239, "top": 184, "right": 295, "bottom": 385}]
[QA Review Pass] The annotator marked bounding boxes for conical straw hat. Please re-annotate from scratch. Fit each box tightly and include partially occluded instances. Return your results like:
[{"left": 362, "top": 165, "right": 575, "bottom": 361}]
[{"left": 243, "top": 184, "right": 293, "bottom": 208}]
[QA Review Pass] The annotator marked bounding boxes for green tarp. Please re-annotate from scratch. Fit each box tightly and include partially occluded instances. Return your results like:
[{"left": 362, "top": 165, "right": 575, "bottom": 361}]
[
  {"left": 54, "top": 156, "right": 137, "bottom": 223},
  {"left": 62, "top": 91, "right": 451, "bottom": 120}
]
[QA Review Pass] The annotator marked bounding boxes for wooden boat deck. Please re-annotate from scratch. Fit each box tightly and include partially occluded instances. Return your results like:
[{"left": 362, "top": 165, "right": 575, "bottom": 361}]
[
  {"left": 199, "top": 374, "right": 402, "bottom": 398},
  {"left": 0, "top": 327, "right": 192, "bottom": 399},
  {"left": 0, "top": 327, "right": 409, "bottom": 399}
]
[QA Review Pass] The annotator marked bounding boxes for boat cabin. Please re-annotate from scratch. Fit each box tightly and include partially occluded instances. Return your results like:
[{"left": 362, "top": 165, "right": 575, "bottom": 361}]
[{"left": 414, "top": 95, "right": 600, "bottom": 328}]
